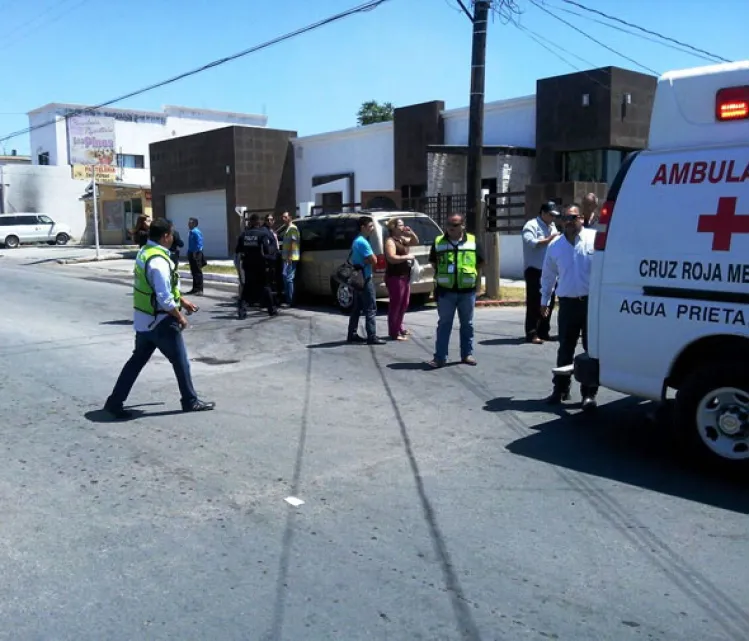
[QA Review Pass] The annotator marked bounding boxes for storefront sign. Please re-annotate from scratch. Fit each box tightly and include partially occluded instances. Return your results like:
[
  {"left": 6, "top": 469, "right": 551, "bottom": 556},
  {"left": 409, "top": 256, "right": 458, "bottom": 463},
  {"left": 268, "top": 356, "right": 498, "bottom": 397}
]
[
  {"left": 67, "top": 115, "right": 117, "bottom": 166},
  {"left": 71, "top": 164, "right": 118, "bottom": 182}
]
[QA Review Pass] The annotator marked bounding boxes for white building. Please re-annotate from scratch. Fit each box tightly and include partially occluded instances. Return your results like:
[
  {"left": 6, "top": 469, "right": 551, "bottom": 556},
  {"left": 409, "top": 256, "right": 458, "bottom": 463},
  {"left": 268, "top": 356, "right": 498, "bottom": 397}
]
[
  {"left": 1, "top": 103, "right": 268, "bottom": 243},
  {"left": 28, "top": 103, "right": 268, "bottom": 186}
]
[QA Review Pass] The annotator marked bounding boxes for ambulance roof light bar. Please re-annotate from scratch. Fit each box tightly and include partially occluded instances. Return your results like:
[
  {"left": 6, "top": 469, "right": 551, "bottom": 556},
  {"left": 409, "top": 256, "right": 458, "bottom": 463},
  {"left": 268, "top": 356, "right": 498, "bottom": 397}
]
[{"left": 716, "top": 85, "right": 749, "bottom": 121}]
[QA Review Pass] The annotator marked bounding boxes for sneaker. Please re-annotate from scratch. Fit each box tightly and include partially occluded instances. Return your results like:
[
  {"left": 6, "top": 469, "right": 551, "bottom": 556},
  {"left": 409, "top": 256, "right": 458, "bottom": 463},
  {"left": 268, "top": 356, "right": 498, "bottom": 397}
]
[
  {"left": 581, "top": 396, "right": 598, "bottom": 411},
  {"left": 545, "top": 391, "right": 571, "bottom": 405},
  {"left": 462, "top": 355, "right": 477, "bottom": 366},
  {"left": 183, "top": 399, "right": 215, "bottom": 412}
]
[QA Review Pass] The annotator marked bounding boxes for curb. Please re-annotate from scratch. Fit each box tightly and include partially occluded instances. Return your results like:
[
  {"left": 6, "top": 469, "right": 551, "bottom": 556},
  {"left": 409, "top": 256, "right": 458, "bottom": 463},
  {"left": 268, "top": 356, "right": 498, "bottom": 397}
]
[
  {"left": 475, "top": 299, "right": 525, "bottom": 307},
  {"left": 58, "top": 253, "right": 134, "bottom": 265},
  {"left": 179, "top": 271, "right": 239, "bottom": 284}
]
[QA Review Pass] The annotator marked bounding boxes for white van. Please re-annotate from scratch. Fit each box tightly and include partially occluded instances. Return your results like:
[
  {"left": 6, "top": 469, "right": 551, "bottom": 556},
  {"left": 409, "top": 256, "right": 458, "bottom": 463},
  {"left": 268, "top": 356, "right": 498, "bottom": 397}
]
[
  {"left": 0, "top": 213, "right": 72, "bottom": 248},
  {"left": 575, "top": 61, "right": 749, "bottom": 465}
]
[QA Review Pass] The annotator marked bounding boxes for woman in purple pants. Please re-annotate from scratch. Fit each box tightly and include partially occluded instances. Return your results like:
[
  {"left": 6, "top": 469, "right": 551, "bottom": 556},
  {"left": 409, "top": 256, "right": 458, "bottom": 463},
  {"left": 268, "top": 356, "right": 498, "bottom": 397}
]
[{"left": 384, "top": 217, "right": 419, "bottom": 341}]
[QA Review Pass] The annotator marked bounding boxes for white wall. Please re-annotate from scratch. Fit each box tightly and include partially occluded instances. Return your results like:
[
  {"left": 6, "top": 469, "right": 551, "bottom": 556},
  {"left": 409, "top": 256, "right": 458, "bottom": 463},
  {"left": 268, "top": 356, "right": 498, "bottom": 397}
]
[
  {"left": 442, "top": 96, "right": 536, "bottom": 148},
  {"left": 293, "top": 121, "right": 394, "bottom": 205},
  {"left": 499, "top": 236, "right": 525, "bottom": 280},
  {"left": 0, "top": 164, "right": 86, "bottom": 239},
  {"left": 28, "top": 112, "right": 68, "bottom": 166}
]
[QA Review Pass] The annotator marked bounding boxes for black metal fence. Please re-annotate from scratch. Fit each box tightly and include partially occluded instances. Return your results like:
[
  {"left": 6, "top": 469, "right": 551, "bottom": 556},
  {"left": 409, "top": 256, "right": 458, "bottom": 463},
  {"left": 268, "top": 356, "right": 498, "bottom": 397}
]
[
  {"left": 484, "top": 191, "right": 526, "bottom": 234},
  {"left": 402, "top": 193, "right": 468, "bottom": 229}
]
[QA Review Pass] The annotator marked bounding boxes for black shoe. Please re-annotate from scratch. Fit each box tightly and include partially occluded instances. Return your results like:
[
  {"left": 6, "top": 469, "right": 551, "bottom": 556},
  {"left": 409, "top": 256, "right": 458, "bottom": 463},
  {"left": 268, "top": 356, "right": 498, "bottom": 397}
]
[
  {"left": 367, "top": 337, "right": 386, "bottom": 345},
  {"left": 238, "top": 304, "right": 247, "bottom": 320},
  {"left": 347, "top": 335, "right": 367, "bottom": 344},
  {"left": 183, "top": 399, "right": 215, "bottom": 412},
  {"left": 103, "top": 403, "right": 134, "bottom": 420},
  {"left": 545, "top": 391, "right": 571, "bottom": 405},
  {"left": 581, "top": 396, "right": 598, "bottom": 411}
]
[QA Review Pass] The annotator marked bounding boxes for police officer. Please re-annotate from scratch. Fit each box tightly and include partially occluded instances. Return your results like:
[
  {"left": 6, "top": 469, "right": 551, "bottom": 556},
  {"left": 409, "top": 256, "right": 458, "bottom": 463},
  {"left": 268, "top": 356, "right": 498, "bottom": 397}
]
[{"left": 235, "top": 213, "right": 278, "bottom": 318}]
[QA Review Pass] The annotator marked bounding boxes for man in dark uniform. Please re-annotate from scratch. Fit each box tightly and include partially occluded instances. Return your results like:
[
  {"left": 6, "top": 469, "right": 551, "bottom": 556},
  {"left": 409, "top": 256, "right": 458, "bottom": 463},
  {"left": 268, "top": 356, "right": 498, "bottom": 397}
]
[{"left": 235, "top": 213, "right": 278, "bottom": 318}]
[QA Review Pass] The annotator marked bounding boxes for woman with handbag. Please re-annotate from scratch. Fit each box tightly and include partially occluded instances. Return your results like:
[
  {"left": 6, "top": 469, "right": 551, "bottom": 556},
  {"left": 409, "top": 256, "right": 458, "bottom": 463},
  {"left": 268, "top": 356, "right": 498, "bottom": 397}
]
[{"left": 384, "top": 217, "right": 419, "bottom": 341}]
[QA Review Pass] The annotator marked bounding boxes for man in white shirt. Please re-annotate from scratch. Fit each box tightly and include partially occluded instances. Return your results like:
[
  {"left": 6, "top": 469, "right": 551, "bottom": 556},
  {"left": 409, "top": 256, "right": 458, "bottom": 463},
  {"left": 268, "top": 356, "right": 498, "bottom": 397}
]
[
  {"left": 522, "top": 201, "right": 560, "bottom": 344},
  {"left": 540, "top": 204, "right": 598, "bottom": 410},
  {"left": 104, "top": 218, "right": 215, "bottom": 419}
]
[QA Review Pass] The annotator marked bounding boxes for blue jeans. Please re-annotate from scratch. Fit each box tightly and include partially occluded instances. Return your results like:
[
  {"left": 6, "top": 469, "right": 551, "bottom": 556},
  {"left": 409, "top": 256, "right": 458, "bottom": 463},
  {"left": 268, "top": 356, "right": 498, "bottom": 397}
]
[
  {"left": 107, "top": 316, "right": 198, "bottom": 409},
  {"left": 434, "top": 290, "right": 476, "bottom": 362},
  {"left": 282, "top": 260, "right": 297, "bottom": 304},
  {"left": 348, "top": 279, "right": 377, "bottom": 340}
]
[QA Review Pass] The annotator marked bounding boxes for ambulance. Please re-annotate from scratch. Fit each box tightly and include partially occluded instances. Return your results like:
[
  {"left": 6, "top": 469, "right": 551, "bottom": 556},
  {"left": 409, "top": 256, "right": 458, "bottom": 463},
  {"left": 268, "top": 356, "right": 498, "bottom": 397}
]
[{"left": 575, "top": 60, "right": 749, "bottom": 465}]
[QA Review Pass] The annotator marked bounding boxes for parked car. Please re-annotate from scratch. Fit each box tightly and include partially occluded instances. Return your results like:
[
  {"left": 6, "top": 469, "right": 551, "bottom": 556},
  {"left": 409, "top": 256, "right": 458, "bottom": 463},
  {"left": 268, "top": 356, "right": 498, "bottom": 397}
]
[
  {"left": 276, "top": 211, "right": 443, "bottom": 311},
  {"left": 0, "top": 213, "right": 72, "bottom": 248}
]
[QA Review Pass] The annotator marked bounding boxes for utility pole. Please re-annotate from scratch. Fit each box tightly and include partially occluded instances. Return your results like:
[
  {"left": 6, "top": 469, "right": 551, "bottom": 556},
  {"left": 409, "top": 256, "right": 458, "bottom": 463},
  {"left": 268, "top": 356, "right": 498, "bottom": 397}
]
[
  {"left": 465, "top": 1, "right": 494, "bottom": 296},
  {"left": 91, "top": 175, "right": 101, "bottom": 260}
]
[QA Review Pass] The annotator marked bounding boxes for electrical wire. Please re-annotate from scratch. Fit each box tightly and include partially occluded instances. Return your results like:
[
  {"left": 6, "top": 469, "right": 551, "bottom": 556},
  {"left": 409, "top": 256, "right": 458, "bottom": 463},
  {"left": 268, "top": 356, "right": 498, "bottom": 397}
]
[
  {"left": 512, "top": 20, "right": 611, "bottom": 90},
  {"left": 557, "top": 0, "right": 730, "bottom": 63},
  {"left": 0, "top": 0, "right": 391, "bottom": 145},
  {"left": 529, "top": 0, "right": 660, "bottom": 75},
  {"left": 0, "top": 0, "right": 91, "bottom": 53},
  {"left": 454, "top": 0, "right": 473, "bottom": 21},
  {"left": 548, "top": 4, "right": 721, "bottom": 64}
]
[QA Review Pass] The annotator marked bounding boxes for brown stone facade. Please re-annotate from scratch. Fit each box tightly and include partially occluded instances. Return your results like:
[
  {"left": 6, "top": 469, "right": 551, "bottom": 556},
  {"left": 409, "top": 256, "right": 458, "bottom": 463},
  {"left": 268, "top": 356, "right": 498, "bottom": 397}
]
[{"left": 150, "top": 125, "right": 296, "bottom": 253}]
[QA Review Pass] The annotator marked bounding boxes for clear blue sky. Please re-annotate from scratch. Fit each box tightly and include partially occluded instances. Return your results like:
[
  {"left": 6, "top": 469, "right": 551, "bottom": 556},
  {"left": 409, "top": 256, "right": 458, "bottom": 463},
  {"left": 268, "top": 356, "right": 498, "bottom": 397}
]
[{"left": 1, "top": 0, "right": 748, "bottom": 156}]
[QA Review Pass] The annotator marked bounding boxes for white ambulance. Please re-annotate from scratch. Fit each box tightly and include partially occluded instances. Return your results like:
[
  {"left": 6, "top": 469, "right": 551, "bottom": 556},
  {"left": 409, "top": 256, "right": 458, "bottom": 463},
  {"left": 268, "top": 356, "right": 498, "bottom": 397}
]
[{"left": 575, "top": 60, "right": 749, "bottom": 465}]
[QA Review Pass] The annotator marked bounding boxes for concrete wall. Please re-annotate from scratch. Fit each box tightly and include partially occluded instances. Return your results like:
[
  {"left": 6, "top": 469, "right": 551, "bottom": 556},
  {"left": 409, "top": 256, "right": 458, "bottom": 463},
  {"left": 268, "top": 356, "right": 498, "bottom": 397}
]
[
  {"left": 442, "top": 96, "right": 536, "bottom": 147},
  {"left": 0, "top": 164, "right": 86, "bottom": 240},
  {"left": 293, "top": 121, "right": 394, "bottom": 205},
  {"left": 427, "top": 152, "right": 534, "bottom": 196}
]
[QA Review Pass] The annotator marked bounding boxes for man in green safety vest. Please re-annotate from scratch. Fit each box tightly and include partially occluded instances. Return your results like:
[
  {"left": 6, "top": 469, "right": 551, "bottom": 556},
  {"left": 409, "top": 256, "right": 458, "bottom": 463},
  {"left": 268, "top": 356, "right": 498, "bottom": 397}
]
[
  {"left": 103, "top": 217, "right": 215, "bottom": 418},
  {"left": 427, "top": 213, "right": 485, "bottom": 368}
]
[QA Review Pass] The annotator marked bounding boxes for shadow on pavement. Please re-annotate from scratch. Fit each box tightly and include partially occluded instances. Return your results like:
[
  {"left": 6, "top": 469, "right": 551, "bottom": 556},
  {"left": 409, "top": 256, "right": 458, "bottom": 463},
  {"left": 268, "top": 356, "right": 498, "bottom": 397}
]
[
  {"left": 492, "top": 396, "right": 748, "bottom": 514},
  {"left": 100, "top": 319, "right": 133, "bottom": 326},
  {"left": 479, "top": 336, "right": 527, "bottom": 346},
  {"left": 306, "top": 339, "right": 351, "bottom": 349},
  {"left": 387, "top": 361, "right": 460, "bottom": 371},
  {"left": 85, "top": 403, "right": 185, "bottom": 423}
]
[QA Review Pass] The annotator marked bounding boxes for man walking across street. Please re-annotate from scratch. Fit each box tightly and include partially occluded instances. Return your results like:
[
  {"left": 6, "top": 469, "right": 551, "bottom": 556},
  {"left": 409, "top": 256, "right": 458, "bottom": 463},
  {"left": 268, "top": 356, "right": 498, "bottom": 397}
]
[
  {"left": 522, "top": 201, "right": 560, "bottom": 344},
  {"left": 347, "top": 216, "right": 385, "bottom": 345},
  {"left": 280, "top": 211, "right": 300, "bottom": 306},
  {"left": 540, "top": 204, "right": 598, "bottom": 410},
  {"left": 186, "top": 217, "right": 205, "bottom": 295},
  {"left": 104, "top": 218, "right": 215, "bottom": 418},
  {"left": 427, "top": 213, "right": 484, "bottom": 368}
]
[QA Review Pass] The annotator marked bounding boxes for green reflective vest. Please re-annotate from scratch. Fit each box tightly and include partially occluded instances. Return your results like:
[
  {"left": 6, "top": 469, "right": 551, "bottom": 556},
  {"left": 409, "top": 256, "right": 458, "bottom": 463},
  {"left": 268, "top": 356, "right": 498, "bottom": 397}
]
[
  {"left": 281, "top": 223, "right": 300, "bottom": 261},
  {"left": 133, "top": 244, "right": 181, "bottom": 317},
  {"left": 434, "top": 233, "right": 478, "bottom": 290}
]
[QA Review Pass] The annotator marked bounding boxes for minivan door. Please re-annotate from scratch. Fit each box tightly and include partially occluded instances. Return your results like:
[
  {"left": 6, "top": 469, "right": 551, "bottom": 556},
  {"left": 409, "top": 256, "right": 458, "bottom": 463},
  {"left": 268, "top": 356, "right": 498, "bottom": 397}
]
[{"left": 36, "top": 215, "right": 56, "bottom": 243}]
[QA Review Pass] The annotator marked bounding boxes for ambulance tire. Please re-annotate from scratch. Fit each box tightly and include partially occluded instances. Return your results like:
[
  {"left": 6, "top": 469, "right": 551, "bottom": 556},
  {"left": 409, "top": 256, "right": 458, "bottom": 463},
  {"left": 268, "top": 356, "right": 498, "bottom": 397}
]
[{"left": 674, "top": 362, "right": 748, "bottom": 468}]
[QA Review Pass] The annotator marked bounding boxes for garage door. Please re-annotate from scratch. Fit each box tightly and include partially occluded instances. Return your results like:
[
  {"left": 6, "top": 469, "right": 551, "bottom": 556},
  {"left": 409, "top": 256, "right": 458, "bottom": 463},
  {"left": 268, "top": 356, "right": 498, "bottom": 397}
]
[{"left": 166, "top": 190, "right": 228, "bottom": 257}]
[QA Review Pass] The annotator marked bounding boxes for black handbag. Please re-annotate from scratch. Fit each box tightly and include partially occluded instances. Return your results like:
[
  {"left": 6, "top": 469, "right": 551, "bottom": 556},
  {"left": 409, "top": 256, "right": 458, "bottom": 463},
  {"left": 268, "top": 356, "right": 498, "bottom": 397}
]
[{"left": 334, "top": 251, "right": 365, "bottom": 290}]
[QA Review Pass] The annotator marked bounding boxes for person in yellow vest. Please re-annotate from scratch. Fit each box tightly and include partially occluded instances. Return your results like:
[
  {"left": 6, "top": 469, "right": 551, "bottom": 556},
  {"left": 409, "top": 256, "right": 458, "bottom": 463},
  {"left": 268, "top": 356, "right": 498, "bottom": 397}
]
[
  {"left": 103, "top": 218, "right": 215, "bottom": 418},
  {"left": 427, "top": 213, "right": 485, "bottom": 368},
  {"left": 280, "top": 211, "right": 300, "bottom": 306}
]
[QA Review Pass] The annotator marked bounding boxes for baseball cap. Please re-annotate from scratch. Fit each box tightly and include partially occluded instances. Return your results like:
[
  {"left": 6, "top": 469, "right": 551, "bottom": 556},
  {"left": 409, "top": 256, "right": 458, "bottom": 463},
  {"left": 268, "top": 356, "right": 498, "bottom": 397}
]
[{"left": 540, "top": 201, "right": 560, "bottom": 217}]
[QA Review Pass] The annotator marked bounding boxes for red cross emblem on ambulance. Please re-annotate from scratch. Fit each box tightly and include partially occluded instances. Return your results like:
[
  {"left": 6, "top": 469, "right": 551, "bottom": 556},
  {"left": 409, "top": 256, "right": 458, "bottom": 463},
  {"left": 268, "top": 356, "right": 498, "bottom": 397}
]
[{"left": 697, "top": 197, "right": 749, "bottom": 251}]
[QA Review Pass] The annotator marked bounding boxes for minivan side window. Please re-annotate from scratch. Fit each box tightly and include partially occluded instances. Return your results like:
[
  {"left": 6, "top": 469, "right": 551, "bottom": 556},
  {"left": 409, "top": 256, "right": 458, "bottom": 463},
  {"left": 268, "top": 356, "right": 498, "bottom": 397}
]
[
  {"left": 0, "top": 216, "right": 17, "bottom": 226},
  {"left": 297, "top": 218, "right": 330, "bottom": 252},
  {"left": 380, "top": 216, "right": 442, "bottom": 246},
  {"left": 328, "top": 218, "right": 360, "bottom": 251},
  {"left": 17, "top": 215, "right": 37, "bottom": 225}
]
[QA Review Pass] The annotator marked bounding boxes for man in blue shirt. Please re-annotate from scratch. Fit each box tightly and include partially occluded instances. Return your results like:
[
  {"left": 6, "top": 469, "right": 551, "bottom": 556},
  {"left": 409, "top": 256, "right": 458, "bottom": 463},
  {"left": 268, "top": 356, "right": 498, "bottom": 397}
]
[
  {"left": 347, "top": 216, "right": 385, "bottom": 345},
  {"left": 186, "top": 217, "right": 205, "bottom": 295}
]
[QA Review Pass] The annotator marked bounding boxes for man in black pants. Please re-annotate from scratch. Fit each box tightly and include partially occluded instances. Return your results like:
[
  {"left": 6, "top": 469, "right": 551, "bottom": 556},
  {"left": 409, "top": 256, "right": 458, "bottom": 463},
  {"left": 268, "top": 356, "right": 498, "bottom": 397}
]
[
  {"left": 235, "top": 214, "right": 278, "bottom": 318},
  {"left": 540, "top": 204, "right": 599, "bottom": 410},
  {"left": 186, "top": 217, "right": 205, "bottom": 295},
  {"left": 522, "top": 201, "right": 560, "bottom": 343}
]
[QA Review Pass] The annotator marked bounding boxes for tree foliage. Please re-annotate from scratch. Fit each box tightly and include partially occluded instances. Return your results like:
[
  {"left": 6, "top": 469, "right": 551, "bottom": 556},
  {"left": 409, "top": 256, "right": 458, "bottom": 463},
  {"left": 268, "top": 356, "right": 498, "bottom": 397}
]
[{"left": 357, "top": 100, "right": 394, "bottom": 126}]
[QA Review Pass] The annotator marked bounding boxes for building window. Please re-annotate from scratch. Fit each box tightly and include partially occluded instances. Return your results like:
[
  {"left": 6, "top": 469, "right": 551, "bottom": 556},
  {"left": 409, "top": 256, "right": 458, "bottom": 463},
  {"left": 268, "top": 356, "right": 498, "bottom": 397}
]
[
  {"left": 123, "top": 198, "right": 144, "bottom": 233},
  {"left": 38, "top": 152, "right": 50, "bottom": 165},
  {"left": 320, "top": 191, "right": 343, "bottom": 213},
  {"left": 116, "top": 154, "right": 145, "bottom": 169},
  {"left": 563, "top": 149, "right": 628, "bottom": 184}
]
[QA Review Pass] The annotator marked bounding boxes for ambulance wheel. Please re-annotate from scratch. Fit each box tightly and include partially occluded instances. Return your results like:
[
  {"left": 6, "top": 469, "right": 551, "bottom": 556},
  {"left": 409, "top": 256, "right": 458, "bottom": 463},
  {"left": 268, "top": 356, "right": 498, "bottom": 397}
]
[
  {"left": 331, "top": 278, "right": 354, "bottom": 313},
  {"left": 675, "top": 363, "right": 748, "bottom": 466},
  {"left": 3, "top": 235, "right": 19, "bottom": 249}
]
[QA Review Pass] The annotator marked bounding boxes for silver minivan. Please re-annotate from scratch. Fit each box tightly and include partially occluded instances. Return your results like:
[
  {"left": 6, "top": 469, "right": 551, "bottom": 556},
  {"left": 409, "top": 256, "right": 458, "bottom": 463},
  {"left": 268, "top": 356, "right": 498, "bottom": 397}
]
[
  {"left": 0, "top": 213, "right": 72, "bottom": 248},
  {"left": 277, "top": 211, "right": 442, "bottom": 311}
]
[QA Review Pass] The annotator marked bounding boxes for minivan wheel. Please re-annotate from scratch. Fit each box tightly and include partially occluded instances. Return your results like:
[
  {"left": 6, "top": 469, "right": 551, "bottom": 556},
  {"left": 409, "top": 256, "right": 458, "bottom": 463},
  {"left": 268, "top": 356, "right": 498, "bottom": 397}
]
[
  {"left": 675, "top": 363, "right": 748, "bottom": 466},
  {"left": 331, "top": 278, "right": 354, "bottom": 313},
  {"left": 4, "top": 235, "right": 19, "bottom": 249},
  {"left": 55, "top": 233, "right": 70, "bottom": 245}
]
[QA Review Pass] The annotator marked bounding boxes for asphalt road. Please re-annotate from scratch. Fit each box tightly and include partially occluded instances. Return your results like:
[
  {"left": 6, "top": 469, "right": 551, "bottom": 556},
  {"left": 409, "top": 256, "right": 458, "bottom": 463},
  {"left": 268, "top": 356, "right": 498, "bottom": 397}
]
[{"left": 0, "top": 248, "right": 747, "bottom": 641}]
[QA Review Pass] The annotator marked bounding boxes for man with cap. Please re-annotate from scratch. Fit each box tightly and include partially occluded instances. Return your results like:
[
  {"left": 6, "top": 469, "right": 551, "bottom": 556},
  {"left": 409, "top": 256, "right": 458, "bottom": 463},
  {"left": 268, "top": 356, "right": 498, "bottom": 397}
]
[{"left": 522, "top": 201, "right": 560, "bottom": 344}]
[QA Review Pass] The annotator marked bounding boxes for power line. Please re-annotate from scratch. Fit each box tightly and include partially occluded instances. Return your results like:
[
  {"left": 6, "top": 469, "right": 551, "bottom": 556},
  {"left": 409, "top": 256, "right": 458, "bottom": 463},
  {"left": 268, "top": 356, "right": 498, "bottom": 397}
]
[
  {"left": 557, "top": 0, "right": 730, "bottom": 63},
  {"left": 549, "top": 4, "right": 720, "bottom": 64},
  {"left": 529, "top": 0, "right": 660, "bottom": 75},
  {"left": 0, "top": 0, "right": 90, "bottom": 53},
  {"left": 0, "top": 0, "right": 391, "bottom": 145}
]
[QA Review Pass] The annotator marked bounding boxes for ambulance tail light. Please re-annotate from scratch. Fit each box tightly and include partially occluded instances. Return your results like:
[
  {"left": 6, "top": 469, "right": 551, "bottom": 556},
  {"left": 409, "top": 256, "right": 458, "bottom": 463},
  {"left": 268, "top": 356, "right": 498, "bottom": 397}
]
[
  {"left": 594, "top": 200, "right": 614, "bottom": 251},
  {"left": 716, "top": 86, "right": 749, "bottom": 121},
  {"left": 374, "top": 254, "right": 387, "bottom": 272}
]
